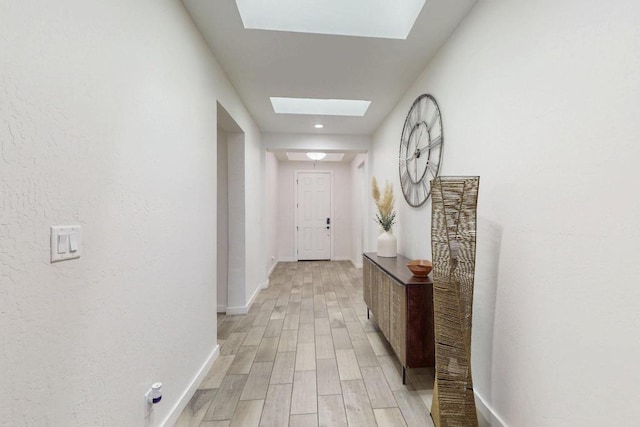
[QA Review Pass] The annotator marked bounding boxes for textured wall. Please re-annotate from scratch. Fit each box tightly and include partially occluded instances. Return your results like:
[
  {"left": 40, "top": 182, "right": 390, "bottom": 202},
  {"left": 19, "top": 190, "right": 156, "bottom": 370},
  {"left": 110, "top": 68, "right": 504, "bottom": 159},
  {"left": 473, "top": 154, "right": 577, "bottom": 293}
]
[
  {"left": 265, "top": 152, "right": 280, "bottom": 274},
  {"left": 226, "top": 133, "right": 246, "bottom": 312},
  {"left": 0, "top": 0, "right": 262, "bottom": 425},
  {"left": 349, "top": 154, "right": 368, "bottom": 267},
  {"left": 217, "top": 129, "right": 229, "bottom": 311},
  {"left": 370, "top": 0, "right": 640, "bottom": 425}
]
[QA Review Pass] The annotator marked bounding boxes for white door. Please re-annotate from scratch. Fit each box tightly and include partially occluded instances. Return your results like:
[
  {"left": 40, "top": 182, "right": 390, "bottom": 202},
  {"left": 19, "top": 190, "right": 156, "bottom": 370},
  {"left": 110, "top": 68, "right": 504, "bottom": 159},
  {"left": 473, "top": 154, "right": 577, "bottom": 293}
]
[{"left": 297, "top": 172, "right": 331, "bottom": 260}]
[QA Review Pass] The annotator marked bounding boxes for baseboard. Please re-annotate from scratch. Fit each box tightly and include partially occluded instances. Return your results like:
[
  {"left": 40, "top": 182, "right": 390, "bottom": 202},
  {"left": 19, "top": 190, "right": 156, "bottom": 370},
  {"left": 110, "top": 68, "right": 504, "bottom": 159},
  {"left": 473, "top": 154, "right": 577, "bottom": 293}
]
[
  {"left": 350, "top": 258, "right": 363, "bottom": 269},
  {"left": 217, "top": 304, "right": 226, "bottom": 313},
  {"left": 226, "top": 280, "right": 265, "bottom": 315},
  {"left": 475, "top": 390, "right": 506, "bottom": 427},
  {"left": 279, "top": 257, "right": 353, "bottom": 263},
  {"left": 267, "top": 261, "right": 278, "bottom": 277},
  {"left": 278, "top": 257, "right": 358, "bottom": 263},
  {"left": 225, "top": 305, "right": 248, "bottom": 315},
  {"left": 161, "top": 344, "right": 220, "bottom": 427}
]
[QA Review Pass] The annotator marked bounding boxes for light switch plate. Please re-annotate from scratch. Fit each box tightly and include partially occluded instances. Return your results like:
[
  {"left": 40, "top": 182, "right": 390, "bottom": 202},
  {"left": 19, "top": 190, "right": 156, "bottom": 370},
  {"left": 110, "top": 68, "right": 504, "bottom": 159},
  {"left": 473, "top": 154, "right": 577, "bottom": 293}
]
[{"left": 51, "top": 225, "right": 82, "bottom": 262}]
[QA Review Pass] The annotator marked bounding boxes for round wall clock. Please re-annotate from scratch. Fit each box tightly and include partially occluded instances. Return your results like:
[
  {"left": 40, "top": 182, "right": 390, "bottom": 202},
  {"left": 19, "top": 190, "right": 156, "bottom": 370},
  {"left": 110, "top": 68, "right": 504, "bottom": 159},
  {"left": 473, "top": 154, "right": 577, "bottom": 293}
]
[{"left": 399, "top": 94, "right": 444, "bottom": 207}]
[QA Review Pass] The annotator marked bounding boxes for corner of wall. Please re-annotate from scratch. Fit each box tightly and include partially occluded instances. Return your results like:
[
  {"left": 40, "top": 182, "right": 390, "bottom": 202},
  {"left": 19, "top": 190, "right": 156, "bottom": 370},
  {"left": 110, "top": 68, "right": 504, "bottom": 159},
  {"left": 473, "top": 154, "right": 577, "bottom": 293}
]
[
  {"left": 475, "top": 391, "right": 507, "bottom": 427},
  {"left": 226, "top": 278, "right": 266, "bottom": 315},
  {"left": 160, "top": 344, "right": 220, "bottom": 427},
  {"left": 267, "top": 260, "right": 278, "bottom": 278}
]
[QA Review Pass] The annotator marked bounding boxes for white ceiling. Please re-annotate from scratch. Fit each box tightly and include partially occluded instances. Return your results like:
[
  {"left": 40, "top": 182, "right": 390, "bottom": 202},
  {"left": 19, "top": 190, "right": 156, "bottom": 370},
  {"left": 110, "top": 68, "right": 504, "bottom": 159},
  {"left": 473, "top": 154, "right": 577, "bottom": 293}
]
[
  {"left": 182, "top": 0, "right": 476, "bottom": 136},
  {"left": 275, "top": 151, "right": 355, "bottom": 163}
]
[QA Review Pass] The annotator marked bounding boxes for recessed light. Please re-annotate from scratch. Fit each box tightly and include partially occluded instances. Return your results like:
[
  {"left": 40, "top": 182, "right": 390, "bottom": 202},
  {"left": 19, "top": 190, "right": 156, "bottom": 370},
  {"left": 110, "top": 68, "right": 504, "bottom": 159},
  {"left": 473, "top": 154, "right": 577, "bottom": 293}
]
[
  {"left": 236, "top": 0, "right": 425, "bottom": 40},
  {"left": 315, "top": 124, "right": 324, "bottom": 129},
  {"left": 270, "top": 97, "right": 371, "bottom": 116}
]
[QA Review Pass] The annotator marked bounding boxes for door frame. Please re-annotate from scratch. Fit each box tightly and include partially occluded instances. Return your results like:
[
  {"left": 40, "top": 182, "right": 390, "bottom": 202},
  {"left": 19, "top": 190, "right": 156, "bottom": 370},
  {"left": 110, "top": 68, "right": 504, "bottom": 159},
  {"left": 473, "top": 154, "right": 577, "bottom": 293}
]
[
  {"left": 294, "top": 170, "right": 334, "bottom": 261},
  {"left": 355, "top": 160, "right": 365, "bottom": 268}
]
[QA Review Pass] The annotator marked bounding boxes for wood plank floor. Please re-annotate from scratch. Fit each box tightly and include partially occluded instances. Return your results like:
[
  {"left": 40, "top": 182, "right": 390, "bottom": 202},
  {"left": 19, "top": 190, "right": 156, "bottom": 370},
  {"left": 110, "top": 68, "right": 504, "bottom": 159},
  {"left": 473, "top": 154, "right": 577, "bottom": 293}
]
[{"left": 175, "top": 261, "right": 435, "bottom": 427}]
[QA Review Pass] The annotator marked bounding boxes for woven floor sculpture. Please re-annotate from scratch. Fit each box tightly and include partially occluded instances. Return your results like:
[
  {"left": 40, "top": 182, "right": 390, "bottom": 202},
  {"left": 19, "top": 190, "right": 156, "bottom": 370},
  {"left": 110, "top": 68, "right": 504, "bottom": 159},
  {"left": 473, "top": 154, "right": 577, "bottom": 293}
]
[{"left": 430, "top": 176, "right": 480, "bottom": 427}]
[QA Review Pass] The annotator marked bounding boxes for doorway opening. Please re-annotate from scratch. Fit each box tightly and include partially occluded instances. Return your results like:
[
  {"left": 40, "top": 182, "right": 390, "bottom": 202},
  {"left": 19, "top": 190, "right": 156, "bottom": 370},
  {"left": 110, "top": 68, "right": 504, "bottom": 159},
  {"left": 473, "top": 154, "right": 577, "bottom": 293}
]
[{"left": 217, "top": 103, "right": 245, "bottom": 314}]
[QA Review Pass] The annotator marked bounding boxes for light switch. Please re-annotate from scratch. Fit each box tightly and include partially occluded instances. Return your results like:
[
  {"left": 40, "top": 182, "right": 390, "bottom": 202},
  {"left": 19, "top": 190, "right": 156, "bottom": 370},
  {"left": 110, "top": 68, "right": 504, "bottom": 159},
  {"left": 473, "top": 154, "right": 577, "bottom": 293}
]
[
  {"left": 57, "top": 233, "right": 69, "bottom": 254},
  {"left": 51, "top": 225, "right": 81, "bottom": 263},
  {"left": 69, "top": 233, "right": 78, "bottom": 252}
]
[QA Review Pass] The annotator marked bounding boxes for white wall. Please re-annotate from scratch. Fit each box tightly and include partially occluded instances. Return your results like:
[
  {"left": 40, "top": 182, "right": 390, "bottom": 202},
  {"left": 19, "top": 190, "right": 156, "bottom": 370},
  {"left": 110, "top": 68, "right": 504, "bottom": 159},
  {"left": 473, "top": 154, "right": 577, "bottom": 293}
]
[
  {"left": 226, "top": 133, "right": 247, "bottom": 313},
  {"left": 217, "top": 129, "right": 229, "bottom": 312},
  {"left": 265, "top": 152, "right": 279, "bottom": 276},
  {"left": 265, "top": 132, "right": 372, "bottom": 265},
  {"left": 350, "top": 154, "right": 368, "bottom": 267},
  {"left": 0, "top": 0, "right": 263, "bottom": 425},
  {"left": 370, "top": 0, "right": 640, "bottom": 425},
  {"left": 243, "top": 132, "right": 268, "bottom": 303},
  {"left": 263, "top": 133, "right": 371, "bottom": 152},
  {"left": 277, "top": 161, "right": 352, "bottom": 262}
]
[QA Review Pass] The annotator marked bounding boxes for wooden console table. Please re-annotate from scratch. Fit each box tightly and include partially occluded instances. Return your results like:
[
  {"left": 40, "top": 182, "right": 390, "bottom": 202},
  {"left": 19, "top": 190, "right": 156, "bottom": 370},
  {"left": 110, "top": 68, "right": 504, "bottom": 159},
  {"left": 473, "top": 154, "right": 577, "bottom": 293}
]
[{"left": 363, "top": 253, "right": 435, "bottom": 383}]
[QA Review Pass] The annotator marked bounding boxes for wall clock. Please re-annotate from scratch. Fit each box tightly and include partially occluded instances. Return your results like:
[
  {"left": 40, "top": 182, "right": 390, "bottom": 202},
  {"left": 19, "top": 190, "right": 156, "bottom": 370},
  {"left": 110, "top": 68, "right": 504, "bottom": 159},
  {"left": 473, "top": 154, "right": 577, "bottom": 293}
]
[{"left": 399, "top": 94, "right": 444, "bottom": 207}]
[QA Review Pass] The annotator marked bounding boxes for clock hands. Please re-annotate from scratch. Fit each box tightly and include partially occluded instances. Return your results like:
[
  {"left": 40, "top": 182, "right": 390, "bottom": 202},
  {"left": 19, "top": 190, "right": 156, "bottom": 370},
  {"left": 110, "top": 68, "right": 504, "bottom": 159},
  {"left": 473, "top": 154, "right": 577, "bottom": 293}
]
[
  {"left": 416, "top": 122, "right": 425, "bottom": 151},
  {"left": 418, "top": 135, "right": 442, "bottom": 156},
  {"left": 402, "top": 133, "right": 441, "bottom": 162}
]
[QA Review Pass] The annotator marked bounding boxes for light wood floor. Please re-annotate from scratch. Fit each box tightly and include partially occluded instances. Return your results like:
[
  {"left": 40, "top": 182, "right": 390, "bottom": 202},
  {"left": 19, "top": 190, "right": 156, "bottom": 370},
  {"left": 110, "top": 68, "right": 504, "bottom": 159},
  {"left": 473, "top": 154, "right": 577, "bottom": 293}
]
[{"left": 175, "top": 261, "right": 435, "bottom": 427}]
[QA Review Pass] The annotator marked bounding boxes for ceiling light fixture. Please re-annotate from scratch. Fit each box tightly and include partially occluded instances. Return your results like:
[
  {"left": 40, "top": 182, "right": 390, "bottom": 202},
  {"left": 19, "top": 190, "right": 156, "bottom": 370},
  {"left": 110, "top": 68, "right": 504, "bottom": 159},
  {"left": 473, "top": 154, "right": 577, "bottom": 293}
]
[
  {"left": 287, "top": 152, "right": 344, "bottom": 162},
  {"left": 314, "top": 124, "right": 324, "bottom": 129},
  {"left": 306, "top": 152, "right": 327, "bottom": 161},
  {"left": 270, "top": 97, "right": 371, "bottom": 116}
]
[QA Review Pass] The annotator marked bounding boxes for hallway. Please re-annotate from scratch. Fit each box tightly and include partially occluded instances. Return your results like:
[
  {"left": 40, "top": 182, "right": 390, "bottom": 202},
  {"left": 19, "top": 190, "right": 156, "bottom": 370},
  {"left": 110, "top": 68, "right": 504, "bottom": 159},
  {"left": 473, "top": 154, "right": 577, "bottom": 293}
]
[{"left": 175, "top": 261, "right": 434, "bottom": 426}]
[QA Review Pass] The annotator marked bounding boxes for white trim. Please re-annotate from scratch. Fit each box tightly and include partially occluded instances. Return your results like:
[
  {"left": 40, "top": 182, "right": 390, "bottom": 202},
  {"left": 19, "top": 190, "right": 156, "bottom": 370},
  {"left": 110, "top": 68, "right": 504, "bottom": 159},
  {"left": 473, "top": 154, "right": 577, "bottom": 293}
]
[
  {"left": 226, "top": 280, "right": 264, "bottom": 314},
  {"left": 350, "top": 258, "right": 363, "bottom": 269},
  {"left": 225, "top": 305, "right": 249, "bottom": 315},
  {"left": 356, "top": 159, "right": 366, "bottom": 265},
  {"left": 248, "top": 280, "right": 264, "bottom": 305},
  {"left": 161, "top": 344, "right": 220, "bottom": 427},
  {"left": 279, "top": 257, "right": 297, "bottom": 263},
  {"left": 329, "top": 171, "right": 335, "bottom": 261},
  {"left": 475, "top": 390, "right": 507, "bottom": 427},
  {"left": 331, "top": 256, "right": 351, "bottom": 261},
  {"left": 216, "top": 304, "right": 227, "bottom": 313},
  {"left": 267, "top": 261, "right": 278, "bottom": 277},
  {"left": 294, "top": 170, "right": 333, "bottom": 261}
]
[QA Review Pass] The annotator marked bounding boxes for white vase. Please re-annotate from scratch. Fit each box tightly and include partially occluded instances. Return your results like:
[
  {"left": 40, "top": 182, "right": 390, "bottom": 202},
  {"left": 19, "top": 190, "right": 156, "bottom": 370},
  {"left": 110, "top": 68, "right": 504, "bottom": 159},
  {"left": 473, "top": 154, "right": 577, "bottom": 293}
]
[{"left": 377, "top": 229, "right": 397, "bottom": 258}]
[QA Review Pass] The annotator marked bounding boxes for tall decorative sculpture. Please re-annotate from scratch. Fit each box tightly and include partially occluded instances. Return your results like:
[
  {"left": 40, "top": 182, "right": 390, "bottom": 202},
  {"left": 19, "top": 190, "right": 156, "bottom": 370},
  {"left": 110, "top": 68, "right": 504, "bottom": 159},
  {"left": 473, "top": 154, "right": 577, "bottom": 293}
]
[{"left": 430, "top": 176, "right": 480, "bottom": 427}]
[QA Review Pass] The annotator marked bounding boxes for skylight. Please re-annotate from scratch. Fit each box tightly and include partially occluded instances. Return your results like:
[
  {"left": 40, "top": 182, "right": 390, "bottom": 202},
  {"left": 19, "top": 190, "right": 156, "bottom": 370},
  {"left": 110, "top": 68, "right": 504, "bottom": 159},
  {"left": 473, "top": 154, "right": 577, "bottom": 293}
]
[
  {"left": 236, "top": 0, "right": 426, "bottom": 40},
  {"left": 270, "top": 97, "right": 371, "bottom": 116}
]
